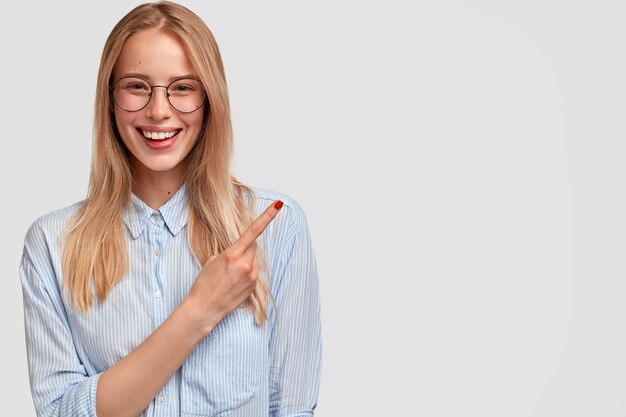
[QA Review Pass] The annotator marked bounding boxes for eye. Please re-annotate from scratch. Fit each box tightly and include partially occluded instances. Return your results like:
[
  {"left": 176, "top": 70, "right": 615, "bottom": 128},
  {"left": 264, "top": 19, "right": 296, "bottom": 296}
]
[
  {"left": 169, "top": 79, "right": 201, "bottom": 95},
  {"left": 127, "top": 83, "right": 148, "bottom": 91},
  {"left": 117, "top": 78, "right": 150, "bottom": 94}
]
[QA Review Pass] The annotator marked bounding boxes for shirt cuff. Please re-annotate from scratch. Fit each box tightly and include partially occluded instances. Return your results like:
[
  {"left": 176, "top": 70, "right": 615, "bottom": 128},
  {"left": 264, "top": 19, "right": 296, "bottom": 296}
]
[{"left": 88, "top": 373, "right": 101, "bottom": 417}]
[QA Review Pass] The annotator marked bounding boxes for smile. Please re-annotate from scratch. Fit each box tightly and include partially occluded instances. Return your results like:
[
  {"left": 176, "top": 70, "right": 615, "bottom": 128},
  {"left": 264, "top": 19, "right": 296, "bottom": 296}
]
[{"left": 138, "top": 128, "right": 181, "bottom": 140}]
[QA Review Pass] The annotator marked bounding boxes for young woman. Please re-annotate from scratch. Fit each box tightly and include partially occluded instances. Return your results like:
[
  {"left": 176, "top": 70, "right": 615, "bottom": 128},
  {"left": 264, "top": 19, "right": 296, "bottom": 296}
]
[{"left": 19, "top": 2, "right": 322, "bottom": 416}]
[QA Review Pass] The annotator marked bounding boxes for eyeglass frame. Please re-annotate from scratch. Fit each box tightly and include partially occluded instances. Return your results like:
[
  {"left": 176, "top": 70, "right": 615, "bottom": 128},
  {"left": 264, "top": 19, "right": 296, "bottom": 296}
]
[{"left": 109, "top": 76, "right": 207, "bottom": 113}]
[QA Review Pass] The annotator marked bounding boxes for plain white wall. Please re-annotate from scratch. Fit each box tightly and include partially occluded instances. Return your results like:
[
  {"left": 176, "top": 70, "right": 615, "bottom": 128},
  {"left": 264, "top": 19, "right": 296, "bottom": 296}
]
[{"left": 2, "top": 1, "right": 626, "bottom": 415}]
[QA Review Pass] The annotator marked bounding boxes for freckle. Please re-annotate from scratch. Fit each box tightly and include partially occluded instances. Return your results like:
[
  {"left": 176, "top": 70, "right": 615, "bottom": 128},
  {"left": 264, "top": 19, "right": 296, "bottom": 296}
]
[{"left": 168, "top": 191, "right": 171, "bottom": 195}]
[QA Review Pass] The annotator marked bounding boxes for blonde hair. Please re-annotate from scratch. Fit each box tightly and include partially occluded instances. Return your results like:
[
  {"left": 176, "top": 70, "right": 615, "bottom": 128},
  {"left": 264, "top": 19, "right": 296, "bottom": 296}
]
[{"left": 62, "top": 1, "right": 270, "bottom": 324}]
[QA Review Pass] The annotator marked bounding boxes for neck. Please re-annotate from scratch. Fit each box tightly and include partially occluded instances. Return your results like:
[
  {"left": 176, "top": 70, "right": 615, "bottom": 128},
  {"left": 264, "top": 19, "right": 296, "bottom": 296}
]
[{"left": 131, "top": 159, "right": 186, "bottom": 210}]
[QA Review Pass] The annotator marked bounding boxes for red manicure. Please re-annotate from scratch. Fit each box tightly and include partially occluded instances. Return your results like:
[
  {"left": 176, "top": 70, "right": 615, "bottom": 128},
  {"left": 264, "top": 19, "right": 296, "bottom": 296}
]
[{"left": 274, "top": 200, "right": 284, "bottom": 210}]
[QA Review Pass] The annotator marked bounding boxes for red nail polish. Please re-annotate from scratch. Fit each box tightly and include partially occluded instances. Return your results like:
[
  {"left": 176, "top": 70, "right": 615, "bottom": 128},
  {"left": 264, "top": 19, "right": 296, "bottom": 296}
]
[{"left": 274, "top": 200, "right": 284, "bottom": 210}]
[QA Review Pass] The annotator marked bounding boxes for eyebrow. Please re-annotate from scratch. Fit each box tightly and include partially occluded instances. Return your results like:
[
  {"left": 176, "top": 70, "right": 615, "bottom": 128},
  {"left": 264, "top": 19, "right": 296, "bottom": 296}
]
[{"left": 117, "top": 72, "right": 200, "bottom": 82}]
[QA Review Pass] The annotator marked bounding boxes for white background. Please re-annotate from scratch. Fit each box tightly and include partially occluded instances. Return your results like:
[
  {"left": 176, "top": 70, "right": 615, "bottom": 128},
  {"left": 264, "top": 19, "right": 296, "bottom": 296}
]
[{"left": 2, "top": 1, "right": 626, "bottom": 416}]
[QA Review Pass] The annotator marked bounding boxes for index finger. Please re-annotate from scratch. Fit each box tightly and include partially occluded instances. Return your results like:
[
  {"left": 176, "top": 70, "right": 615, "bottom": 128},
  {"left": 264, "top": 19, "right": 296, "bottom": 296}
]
[{"left": 232, "top": 200, "right": 284, "bottom": 253}]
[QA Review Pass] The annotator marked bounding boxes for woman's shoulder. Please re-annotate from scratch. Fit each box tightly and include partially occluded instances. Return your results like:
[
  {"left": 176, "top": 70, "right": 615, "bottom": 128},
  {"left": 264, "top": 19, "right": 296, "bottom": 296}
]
[
  {"left": 22, "top": 200, "right": 84, "bottom": 258},
  {"left": 245, "top": 186, "right": 309, "bottom": 228}
]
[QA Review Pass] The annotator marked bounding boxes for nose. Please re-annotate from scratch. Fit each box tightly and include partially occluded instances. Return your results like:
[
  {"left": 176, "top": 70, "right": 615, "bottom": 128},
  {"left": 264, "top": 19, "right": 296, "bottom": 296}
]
[{"left": 145, "top": 86, "right": 171, "bottom": 120}]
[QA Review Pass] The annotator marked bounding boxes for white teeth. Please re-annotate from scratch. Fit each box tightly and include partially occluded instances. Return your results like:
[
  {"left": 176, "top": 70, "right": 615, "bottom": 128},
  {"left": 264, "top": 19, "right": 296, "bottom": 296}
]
[{"left": 141, "top": 130, "right": 178, "bottom": 140}]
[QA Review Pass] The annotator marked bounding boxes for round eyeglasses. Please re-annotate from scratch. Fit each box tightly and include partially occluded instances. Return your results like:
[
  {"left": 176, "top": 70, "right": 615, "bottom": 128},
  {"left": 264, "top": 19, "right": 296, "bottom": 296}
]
[{"left": 111, "top": 76, "right": 206, "bottom": 113}]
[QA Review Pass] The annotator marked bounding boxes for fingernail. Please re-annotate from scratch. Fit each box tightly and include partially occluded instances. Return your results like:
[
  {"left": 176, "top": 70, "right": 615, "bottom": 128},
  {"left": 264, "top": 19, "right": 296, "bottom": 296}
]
[{"left": 274, "top": 200, "right": 284, "bottom": 210}]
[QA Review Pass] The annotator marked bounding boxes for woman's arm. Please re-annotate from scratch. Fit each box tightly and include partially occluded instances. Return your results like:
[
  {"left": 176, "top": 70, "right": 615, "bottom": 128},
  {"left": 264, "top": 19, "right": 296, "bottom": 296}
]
[
  {"left": 21, "top": 253, "right": 100, "bottom": 417},
  {"left": 22, "top": 201, "right": 283, "bottom": 417},
  {"left": 268, "top": 207, "right": 323, "bottom": 417}
]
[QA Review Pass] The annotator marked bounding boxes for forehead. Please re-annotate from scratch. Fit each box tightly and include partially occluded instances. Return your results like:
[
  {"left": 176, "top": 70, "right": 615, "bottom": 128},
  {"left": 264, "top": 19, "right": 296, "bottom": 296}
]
[{"left": 113, "top": 29, "right": 196, "bottom": 80}]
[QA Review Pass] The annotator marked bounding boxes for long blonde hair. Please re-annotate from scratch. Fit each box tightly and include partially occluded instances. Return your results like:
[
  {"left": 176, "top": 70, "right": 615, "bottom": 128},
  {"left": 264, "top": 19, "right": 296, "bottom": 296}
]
[{"left": 62, "top": 1, "right": 269, "bottom": 324}]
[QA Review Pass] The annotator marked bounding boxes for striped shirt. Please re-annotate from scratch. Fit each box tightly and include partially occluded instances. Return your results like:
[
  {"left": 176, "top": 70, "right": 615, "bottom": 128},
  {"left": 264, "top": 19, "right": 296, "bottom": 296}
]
[{"left": 19, "top": 185, "right": 322, "bottom": 417}]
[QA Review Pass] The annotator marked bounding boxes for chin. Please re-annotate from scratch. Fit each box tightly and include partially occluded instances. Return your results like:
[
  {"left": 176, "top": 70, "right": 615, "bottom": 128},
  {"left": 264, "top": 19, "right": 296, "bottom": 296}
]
[{"left": 136, "top": 155, "right": 186, "bottom": 173}]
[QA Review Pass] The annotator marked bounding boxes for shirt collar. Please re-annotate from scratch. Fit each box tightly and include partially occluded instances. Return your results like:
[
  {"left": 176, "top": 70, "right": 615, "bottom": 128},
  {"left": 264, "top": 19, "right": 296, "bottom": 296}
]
[{"left": 122, "top": 184, "right": 189, "bottom": 239}]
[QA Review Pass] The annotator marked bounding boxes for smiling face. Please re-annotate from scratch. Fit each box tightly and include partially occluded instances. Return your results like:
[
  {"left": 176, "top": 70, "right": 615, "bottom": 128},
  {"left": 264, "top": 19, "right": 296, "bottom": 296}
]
[{"left": 112, "top": 28, "right": 205, "bottom": 181}]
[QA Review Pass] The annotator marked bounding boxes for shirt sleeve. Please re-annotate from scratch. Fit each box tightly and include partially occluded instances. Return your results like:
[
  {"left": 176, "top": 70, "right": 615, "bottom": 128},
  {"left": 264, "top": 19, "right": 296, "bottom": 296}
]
[
  {"left": 20, "top": 249, "right": 100, "bottom": 417},
  {"left": 268, "top": 206, "right": 323, "bottom": 417}
]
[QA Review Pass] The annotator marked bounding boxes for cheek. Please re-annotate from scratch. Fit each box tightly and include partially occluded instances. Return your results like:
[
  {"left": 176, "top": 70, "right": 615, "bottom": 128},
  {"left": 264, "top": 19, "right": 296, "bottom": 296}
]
[
  {"left": 114, "top": 108, "right": 129, "bottom": 128},
  {"left": 183, "top": 111, "right": 205, "bottom": 138},
  {"left": 113, "top": 109, "right": 135, "bottom": 140},
  {"left": 189, "top": 111, "right": 204, "bottom": 130}
]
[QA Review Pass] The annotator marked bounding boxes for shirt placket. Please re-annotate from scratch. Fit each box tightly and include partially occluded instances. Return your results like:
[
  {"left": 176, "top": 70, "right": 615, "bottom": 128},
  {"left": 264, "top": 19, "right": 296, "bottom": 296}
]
[{"left": 148, "top": 210, "right": 172, "bottom": 415}]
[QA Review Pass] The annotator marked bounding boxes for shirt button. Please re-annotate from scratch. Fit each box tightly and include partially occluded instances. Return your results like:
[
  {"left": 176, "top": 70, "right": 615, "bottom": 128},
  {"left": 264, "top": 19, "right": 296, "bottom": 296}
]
[
  {"left": 158, "top": 395, "right": 165, "bottom": 403},
  {"left": 155, "top": 291, "right": 162, "bottom": 298},
  {"left": 155, "top": 247, "right": 161, "bottom": 256},
  {"left": 155, "top": 215, "right": 162, "bottom": 222}
]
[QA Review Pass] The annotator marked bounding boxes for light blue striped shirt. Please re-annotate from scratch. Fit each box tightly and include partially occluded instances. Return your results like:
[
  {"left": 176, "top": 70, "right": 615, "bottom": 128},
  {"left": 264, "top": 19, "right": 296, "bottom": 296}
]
[{"left": 20, "top": 185, "right": 322, "bottom": 417}]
